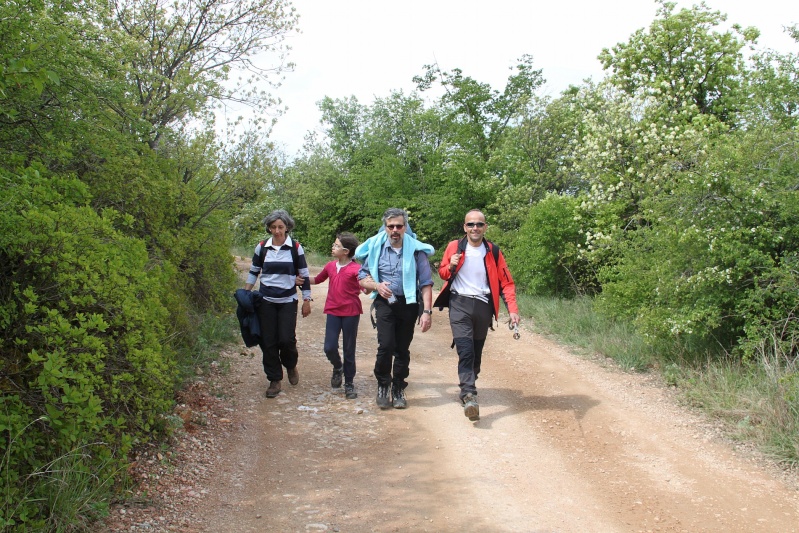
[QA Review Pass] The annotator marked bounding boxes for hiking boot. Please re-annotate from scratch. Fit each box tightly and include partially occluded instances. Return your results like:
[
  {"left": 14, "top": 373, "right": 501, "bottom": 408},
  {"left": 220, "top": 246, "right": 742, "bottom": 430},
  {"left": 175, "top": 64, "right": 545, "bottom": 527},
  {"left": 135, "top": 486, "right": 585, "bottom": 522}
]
[
  {"left": 345, "top": 382, "right": 358, "bottom": 400},
  {"left": 376, "top": 384, "right": 391, "bottom": 409},
  {"left": 463, "top": 393, "right": 479, "bottom": 421},
  {"left": 287, "top": 366, "right": 299, "bottom": 386},
  {"left": 331, "top": 367, "right": 343, "bottom": 388},
  {"left": 265, "top": 380, "right": 282, "bottom": 398},
  {"left": 392, "top": 384, "right": 407, "bottom": 409}
]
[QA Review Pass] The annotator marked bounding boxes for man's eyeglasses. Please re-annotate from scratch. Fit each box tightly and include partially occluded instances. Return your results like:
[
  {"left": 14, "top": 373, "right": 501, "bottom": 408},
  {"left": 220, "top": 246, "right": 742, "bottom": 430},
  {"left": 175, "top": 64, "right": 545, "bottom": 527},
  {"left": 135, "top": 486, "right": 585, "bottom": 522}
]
[
  {"left": 386, "top": 224, "right": 405, "bottom": 230},
  {"left": 465, "top": 222, "right": 486, "bottom": 228}
]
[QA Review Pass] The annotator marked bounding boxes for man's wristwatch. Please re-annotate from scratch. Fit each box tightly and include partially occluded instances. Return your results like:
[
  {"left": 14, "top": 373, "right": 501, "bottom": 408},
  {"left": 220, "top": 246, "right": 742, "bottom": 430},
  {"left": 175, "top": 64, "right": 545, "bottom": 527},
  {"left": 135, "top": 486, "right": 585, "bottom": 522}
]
[{"left": 422, "top": 309, "right": 432, "bottom": 315}]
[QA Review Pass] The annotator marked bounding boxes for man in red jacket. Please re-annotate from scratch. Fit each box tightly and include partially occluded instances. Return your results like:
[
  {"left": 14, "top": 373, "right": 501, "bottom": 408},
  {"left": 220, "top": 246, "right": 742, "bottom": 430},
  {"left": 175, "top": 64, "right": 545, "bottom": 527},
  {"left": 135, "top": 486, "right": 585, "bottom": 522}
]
[{"left": 434, "top": 209, "right": 520, "bottom": 421}]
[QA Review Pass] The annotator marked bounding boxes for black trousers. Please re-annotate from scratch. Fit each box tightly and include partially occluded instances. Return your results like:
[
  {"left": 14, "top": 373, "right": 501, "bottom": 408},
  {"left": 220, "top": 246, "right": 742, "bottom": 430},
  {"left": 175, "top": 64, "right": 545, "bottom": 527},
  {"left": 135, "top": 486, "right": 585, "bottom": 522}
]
[
  {"left": 373, "top": 296, "right": 418, "bottom": 389},
  {"left": 324, "top": 314, "right": 360, "bottom": 382},
  {"left": 449, "top": 294, "right": 492, "bottom": 400},
  {"left": 257, "top": 299, "right": 299, "bottom": 382}
]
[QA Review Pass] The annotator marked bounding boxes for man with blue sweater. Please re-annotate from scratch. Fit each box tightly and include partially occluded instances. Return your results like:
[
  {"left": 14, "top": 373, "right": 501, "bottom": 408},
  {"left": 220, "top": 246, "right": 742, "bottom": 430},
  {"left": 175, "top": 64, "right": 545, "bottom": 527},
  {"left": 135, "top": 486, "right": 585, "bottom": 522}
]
[{"left": 355, "top": 208, "right": 435, "bottom": 409}]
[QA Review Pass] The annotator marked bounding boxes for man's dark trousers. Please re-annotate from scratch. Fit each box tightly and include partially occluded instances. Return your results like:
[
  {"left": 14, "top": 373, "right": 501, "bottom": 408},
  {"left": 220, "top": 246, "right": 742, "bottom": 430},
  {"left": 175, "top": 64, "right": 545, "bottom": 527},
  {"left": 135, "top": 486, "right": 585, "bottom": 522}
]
[
  {"left": 449, "top": 293, "right": 492, "bottom": 400},
  {"left": 373, "top": 295, "right": 417, "bottom": 390}
]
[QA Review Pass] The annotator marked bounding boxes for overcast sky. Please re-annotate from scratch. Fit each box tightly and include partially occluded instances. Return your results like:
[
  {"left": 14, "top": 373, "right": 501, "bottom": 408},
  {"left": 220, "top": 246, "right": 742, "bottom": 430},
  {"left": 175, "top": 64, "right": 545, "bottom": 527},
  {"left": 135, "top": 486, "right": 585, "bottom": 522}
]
[{"left": 263, "top": 0, "right": 797, "bottom": 156}]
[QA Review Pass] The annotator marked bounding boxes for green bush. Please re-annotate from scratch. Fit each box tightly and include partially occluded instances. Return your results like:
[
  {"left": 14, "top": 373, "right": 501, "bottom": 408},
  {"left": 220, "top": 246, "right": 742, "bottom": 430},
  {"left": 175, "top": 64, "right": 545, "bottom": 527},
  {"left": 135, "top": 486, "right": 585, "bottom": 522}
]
[
  {"left": 506, "top": 193, "right": 589, "bottom": 297},
  {"left": 595, "top": 128, "right": 799, "bottom": 357},
  {"left": 1, "top": 170, "right": 175, "bottom": 528}
]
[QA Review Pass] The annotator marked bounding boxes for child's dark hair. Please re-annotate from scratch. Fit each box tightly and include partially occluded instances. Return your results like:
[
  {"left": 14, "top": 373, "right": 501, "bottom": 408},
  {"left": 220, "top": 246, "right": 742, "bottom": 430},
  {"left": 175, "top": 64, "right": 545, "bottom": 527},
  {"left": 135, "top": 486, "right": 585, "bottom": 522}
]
[{"left": 337, "top": 232, "right": 359, "bottom": 259}]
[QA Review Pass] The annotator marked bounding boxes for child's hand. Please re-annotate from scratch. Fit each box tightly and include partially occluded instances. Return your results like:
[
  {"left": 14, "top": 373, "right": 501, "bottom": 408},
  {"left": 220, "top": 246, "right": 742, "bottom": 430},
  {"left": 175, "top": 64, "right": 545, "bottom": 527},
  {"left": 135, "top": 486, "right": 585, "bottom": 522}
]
[{"left": 295, "top": 275, "right": 305, "bottom": 286}]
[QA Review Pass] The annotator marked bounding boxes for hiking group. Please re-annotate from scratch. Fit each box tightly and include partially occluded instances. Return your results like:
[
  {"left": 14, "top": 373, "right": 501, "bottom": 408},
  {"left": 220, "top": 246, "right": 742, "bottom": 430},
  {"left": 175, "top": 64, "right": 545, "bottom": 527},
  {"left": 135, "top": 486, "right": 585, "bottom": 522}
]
[{"left": 237, "top": 207, "right": 520, "bottom": 421}]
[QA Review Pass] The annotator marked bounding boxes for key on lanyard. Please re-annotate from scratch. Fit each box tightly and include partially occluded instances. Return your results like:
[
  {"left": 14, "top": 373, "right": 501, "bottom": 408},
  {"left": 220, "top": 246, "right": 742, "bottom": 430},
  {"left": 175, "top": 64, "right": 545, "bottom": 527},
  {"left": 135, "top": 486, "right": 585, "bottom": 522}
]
[{"left": 508, "top": 321, "right": 520, "bottom": 340}]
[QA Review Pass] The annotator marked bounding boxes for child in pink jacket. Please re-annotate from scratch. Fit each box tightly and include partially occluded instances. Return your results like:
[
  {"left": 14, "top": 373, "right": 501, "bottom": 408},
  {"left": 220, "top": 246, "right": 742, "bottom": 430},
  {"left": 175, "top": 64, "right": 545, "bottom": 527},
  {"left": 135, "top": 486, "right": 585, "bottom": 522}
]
[{"left": 310, "top": 232, "right": 363, "bottom": 399}]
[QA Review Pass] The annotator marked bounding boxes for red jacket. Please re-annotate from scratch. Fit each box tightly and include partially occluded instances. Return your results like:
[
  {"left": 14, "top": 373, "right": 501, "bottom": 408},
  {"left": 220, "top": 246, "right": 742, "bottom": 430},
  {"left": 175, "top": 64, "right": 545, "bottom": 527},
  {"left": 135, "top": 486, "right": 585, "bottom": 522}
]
[{"left": 435, "top": 237, "right": 518, "bottom": 319}]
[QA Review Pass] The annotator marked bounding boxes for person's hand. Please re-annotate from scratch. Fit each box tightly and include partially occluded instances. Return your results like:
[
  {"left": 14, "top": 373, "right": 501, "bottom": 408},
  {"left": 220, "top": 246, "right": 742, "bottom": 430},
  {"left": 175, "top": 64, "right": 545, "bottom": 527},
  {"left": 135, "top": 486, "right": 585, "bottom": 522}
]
[
  {"left": 450, "top": 253, "right": 462, "bottom": 270},
  {"left": 301, "top": 300, "right": 311, "bottom": 317},
  {"left": 509, "top": 313, "right": 520, "bottom": 326},
  {"left": 295, "top": 275, "right": 305, "bottom": 286},
  {"left": 376, "top": 281, "right": 392, "bottom": 300},
  {"left": 419, "top": 312, "right": 432, "bottom": 332}
]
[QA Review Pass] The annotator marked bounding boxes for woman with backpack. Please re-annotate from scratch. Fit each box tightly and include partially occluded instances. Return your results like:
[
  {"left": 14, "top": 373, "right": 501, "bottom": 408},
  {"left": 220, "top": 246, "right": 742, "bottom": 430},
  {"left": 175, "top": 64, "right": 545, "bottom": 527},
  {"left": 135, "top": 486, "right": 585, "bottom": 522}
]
[{"left": 243, "top": 209, "right": 312, "bottom": 398}]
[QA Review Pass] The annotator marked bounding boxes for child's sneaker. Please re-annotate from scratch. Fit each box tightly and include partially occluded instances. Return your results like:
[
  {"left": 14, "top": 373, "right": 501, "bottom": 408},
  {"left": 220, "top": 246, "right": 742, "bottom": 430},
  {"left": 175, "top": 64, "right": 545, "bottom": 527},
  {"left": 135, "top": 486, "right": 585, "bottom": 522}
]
[{"left": 344, "top": 382, "right": 357, "bottom": 399}]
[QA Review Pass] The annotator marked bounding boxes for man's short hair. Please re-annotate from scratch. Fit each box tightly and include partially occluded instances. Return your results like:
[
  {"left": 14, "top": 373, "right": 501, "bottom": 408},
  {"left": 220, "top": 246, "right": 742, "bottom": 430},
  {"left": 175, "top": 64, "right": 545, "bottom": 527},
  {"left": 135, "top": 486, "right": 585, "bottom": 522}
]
[{"left": 382, "top": 208, "right": 408, "bottom": 226}]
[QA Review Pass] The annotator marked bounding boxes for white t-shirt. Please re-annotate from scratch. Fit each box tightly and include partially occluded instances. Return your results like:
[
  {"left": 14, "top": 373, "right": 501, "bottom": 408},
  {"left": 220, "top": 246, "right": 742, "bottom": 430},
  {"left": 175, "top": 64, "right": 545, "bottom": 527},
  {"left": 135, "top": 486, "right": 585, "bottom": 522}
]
[{"left": 451, "top": 244, "right": 490, "bottom": 303}]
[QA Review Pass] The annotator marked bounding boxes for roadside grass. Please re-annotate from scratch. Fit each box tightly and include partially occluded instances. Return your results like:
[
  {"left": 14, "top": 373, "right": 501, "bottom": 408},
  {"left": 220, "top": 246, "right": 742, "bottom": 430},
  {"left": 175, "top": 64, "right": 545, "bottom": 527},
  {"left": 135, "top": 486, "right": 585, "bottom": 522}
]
[
  {"left": 36, "top": 447, "right": 117, "bottom": 532},
  {"left": 2, "top": 418, "right": 118, "bottom": 532},
  {"left": 516, "top": 294, "right": 656, "bottom": 371},
  {"left": 178, "top": 312, "right": 240, "bottom": 379},
  {"left": 302, "top": 249, "right": 330, "bottom": 268},
  {"left": 517, "top": 293, "right": 799, "bottom": 468},
  {"left": 678, "top": 352, "right": 799, "bottom": 467}
]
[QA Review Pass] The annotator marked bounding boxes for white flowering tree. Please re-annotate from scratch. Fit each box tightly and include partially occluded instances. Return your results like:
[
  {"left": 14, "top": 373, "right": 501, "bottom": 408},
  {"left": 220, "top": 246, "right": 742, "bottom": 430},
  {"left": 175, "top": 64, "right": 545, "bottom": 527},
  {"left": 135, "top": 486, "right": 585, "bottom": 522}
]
[{"left": 569, "top": 1, "right": 787, "bottom": 352}]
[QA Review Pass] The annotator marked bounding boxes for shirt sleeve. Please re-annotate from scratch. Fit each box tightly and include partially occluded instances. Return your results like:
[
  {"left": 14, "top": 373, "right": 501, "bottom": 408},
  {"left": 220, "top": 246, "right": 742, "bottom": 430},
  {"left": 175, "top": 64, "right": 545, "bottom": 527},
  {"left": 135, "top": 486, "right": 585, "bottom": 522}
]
[
  {"left": 296, "top": 244, "right": 312, "bottom": 299},
  {"left": 415, "top": 251, "right": 433, "bottom": 287},
  {"left": 497, "top": 251, "right": 519, "bottom": 314},
  {"left": 246, "top": 242, "right": 264, "bottom": 286},
  {"left": 357, "top": 260, "right": 371, "bottom": 280}
]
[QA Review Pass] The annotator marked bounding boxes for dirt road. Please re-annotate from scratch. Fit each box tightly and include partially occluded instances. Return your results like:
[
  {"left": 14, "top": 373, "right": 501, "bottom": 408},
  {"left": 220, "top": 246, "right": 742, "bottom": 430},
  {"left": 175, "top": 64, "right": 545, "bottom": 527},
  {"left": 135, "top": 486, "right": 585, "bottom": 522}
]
[
  {"left": 174, "top": 266, "right": 797, "bottom": 533},
  {"left": 100, "top": 262, "right": 798, "bottom": 532}
]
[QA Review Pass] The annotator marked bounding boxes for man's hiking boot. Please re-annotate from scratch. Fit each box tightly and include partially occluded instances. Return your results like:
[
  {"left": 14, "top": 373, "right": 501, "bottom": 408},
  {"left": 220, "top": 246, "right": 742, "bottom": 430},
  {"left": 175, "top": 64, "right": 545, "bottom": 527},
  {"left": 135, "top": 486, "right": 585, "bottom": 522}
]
[
  {"left": 345, "top": 382, "right": 358, "bottom": 400},
  {"left": 392, "top": 384, "right": 407, "bottom": 409},
  {"left": 463, "top": 393, "right": 479, "bottom": 421},
  {"left": 265, "top": 380, "right": 282, "bottom": 398},
  {"left": 287, "top": 366, "right": 299, "bottom": 386},
  {"left": 376, "top": 384, "right": 391, "bottom": 409},
  {"left": 331, "top": 367, "right": 343, "bottom": 388}
]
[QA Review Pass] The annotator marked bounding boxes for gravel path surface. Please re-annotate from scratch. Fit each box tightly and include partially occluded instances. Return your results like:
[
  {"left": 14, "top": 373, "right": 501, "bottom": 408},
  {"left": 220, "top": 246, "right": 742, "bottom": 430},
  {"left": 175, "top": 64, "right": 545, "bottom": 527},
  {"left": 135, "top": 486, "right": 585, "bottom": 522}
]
[{"left": 98, "top": 264, "right": 799, "bottom": 532}]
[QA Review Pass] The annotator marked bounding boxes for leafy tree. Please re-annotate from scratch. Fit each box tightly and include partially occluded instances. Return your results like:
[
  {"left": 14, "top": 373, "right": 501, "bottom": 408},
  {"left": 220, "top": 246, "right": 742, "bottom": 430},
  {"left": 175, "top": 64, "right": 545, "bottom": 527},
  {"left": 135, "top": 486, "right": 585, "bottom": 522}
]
[
  {"left": 596, "top": 127, "right": 799, "bottom": 354},
  {"left": 488, "top": 88, "right": 589, "bottom": 233},
  {"left": 290, "top": 92, "right": 466, "bottom": 250},
  {"left": 414, "top": 54, "right": 544, "bottom": 161},
  {"left": 318, "top": 95, "right": 367, "bottom": 160},
  {"left": 112, "top": 0, "right": 299, "bottom": 149},
  {"left": 1, "top": 0, "right": 296, "bottom": 526},
  {"left": 598, "top": 0, "right": 758, "bottom": 126},
  {"left": 744, "top": 25, "right": 799, "bottom": 128}
]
